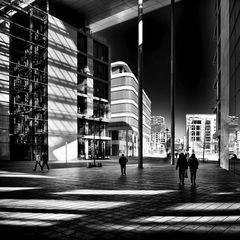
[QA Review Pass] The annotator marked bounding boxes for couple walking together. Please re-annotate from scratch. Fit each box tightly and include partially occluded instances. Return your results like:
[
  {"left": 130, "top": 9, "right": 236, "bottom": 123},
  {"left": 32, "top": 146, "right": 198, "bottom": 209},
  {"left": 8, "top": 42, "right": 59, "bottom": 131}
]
[
  {"left": 33, "top": 151, "right": 49, "bottom": 171},
  {"left": 176, "top": 153, "right": 199, "bottom": 186}
]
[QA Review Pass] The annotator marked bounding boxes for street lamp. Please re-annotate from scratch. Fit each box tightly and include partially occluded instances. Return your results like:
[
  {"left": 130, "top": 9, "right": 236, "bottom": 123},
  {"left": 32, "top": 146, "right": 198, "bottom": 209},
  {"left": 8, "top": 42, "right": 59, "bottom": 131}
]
[
  {"left": 165, "top": 128, "right": 169, "bottom": 153},
  {"left": 92, "top": 114, "right": 96, "bottom": 166},
  {"left": 99, "top": 117, "right": 103, "bottom": 159}
]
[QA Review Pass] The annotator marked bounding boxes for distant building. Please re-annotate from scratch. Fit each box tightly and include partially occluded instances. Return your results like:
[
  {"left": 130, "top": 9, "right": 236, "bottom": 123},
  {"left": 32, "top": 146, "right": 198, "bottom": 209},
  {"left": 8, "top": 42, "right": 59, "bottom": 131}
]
[
  {"left": 150, "top": 116, "right": 167, "bottom": 155},
  {"left": 185, "top": 114, "right": 217, "bottom": 160},
  {"left": 109, "top": 61, "right": 151, "bottom": 157},
  {"left": 151, "top": 116, "right": 165, "bottom": 133},
  {"left": 175, "top": 138, "right": 184, "bottom": 153}
]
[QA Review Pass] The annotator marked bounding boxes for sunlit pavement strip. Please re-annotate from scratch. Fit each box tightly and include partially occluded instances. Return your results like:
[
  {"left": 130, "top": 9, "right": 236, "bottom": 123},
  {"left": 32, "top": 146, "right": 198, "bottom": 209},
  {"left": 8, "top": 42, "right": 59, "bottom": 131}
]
[
  {"left": 0, "top": 187, "right": 42, "bottom": 192},
  {"left": 166, "top": 202, "right": 240, "bottom": 211},
  {"left": 53, "top": 189, "right": 177, "bottom": 195},
  {"left": 89, "top": 215, "right": 240, "bottom": 233},
  {"left": 0, "top": 199, "right": 131, "bottom": 210},
  {"left": 0, "top": 170, "right": 55, "bottom": 179},
  {"left": 0, "top": 212, "right": 85, "bottom": 226}
]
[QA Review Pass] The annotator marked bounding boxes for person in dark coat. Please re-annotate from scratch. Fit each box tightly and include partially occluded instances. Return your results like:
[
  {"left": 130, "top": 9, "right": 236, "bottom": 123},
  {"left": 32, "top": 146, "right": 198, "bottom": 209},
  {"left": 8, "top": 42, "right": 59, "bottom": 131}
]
[
  {"left": 119, "top": 153, "right": 128, "bottom": 175},
  {"left": 176, "top": 152, "right": 188, "bottom": 186},
  {"left": 41, "top": 152, "right": 49, "bottom": 171},
  {"left": 188, "top": 153, "right": 199, "bottom": 186}
]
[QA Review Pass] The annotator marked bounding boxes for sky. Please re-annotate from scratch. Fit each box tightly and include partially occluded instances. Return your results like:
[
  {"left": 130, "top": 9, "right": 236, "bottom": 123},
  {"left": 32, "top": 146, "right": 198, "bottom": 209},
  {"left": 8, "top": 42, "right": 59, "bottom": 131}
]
[{"left": 96, "top": 0, "right": 216, "bottom": 139}]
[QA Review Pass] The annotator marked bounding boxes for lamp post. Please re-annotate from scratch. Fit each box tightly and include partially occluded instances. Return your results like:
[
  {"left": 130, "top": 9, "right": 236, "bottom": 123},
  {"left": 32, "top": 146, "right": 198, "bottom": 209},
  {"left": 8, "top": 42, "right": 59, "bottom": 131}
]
[
  {"left": 165, "top": 128, "right": 169, "bottom": 154},
  {"left": 171, "top": 0, "right": 175, "bottom": 165},
  {"left": 99, "top": 117, "right": 103, "bottom": 159},
  {"left": 92, "top": 114, "right": 96, "bottom": 166},
  {"left": 138, "top": 0, "right": 143, "bottom": 169}
]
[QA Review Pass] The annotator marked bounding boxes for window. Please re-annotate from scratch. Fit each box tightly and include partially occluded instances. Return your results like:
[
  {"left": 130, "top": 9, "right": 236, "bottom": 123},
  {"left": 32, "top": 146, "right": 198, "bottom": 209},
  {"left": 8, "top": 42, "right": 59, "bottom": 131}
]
[
  {"left": 78, "top": 54, "right": 87, "bottom": 73},
  {"left": 193, "top": 120, "right": 201, "bottom": 124},
  {"left": 77, "top": 96, "right": 87, "bottom": 114},
  {"left": 112, "top": 131, "right": 119, "bottom": 140},
  {"left": 93, "top": 61, "right": 108, "bottom": 81},
  {"left": 78, "top": 119, "right": 86, "bottom": 135},
  {"left": 111, "top": 66, "right": 130, "bottom": 75},
  {"left": 205, "top": 144, "right": 210, "bottom": 149},
  {"left": 78, "top": 33, "right": 87, "bottom": 53},
  {"left": 94, "top": 41, "right": 108, "bottom": 62},
  {"left": 93, "top": 100, "right": 108, "bottom": 118},
  {"left": 77, "top": 75, "right": 87, "bottom": 94},
  {"left": 94, "top": 80, "right": 108, "bottom": 99}
]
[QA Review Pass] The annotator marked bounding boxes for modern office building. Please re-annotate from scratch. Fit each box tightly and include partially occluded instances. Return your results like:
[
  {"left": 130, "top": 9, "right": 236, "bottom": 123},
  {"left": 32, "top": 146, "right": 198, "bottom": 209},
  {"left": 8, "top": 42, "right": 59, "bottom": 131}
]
[
  {"left": 150, "top": 116, "right": 167, "bottom": 155},
  {"left": 0, "top": 0, "right": 111, "bottom": 161},
  {"left": 109, "top": 61, "right": 151, "bottom": 157},
  {"left": 213, "top": 0, "right": 240, "bottom": 173},
  {"left": 186, "top": 114, "right": 217, "bottom": 160},
  {"left": 151, "top": 116, "right": 165, "bottom": 133}
]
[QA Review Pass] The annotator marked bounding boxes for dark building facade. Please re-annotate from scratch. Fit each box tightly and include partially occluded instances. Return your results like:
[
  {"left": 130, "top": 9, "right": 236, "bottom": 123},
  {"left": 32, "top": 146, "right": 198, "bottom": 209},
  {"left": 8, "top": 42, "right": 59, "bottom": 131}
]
[{"left": 214, "top": 0, "right": 240, "bottom": 174}]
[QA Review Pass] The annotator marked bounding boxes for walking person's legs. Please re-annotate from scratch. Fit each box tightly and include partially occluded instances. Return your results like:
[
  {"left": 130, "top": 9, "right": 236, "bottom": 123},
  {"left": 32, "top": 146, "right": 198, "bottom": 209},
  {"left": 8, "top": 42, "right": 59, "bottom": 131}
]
[
  {"left": 120, "top": 165, "right": 124, "bottom": 175},
  {"left": 179, "top": 169, "right": 185, "bottom": 185},
  {"left": 33, "top": 161, "right": 38, "bottom": 171},
  {"left": 193, "top": 170, "right": 197, "bottom": 185},
  {"left": 41, "top": 162, "right": 45, "bottom": 171},
  {"left": 181, "top": 169, "right": 185, "bottom": 185},
  {"left": 123, "top": 165, "right": 126, "bottom": 175},
  {"left": 179, "top": 170, "right": 182, "bottom": 184},
  {"left": 46, "top": 162, "right": 50, "bottom": 170},
  {"left": 190, "top": 170, "right": 193, "bottom": 185}
]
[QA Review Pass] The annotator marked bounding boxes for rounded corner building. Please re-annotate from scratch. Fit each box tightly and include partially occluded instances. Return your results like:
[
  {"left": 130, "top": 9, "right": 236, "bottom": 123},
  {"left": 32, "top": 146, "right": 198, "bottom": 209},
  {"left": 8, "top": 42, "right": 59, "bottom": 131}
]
[{"left": 109, "top": 61, "right": 151, "bottom": 157}]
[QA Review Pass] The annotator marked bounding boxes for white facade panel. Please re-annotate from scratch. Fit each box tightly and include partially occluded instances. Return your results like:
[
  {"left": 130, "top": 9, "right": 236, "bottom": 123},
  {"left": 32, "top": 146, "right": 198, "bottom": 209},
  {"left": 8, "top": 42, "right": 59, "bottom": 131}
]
[{"left": 48, "top": 15, "right": 78, "bottom": 161}]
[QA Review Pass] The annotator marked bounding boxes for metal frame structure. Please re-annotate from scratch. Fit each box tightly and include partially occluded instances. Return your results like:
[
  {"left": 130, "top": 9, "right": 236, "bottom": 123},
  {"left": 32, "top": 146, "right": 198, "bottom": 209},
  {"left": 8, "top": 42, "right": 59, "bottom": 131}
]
[{"left": 0, "top": 0, "right": 48, "bottom": 161}]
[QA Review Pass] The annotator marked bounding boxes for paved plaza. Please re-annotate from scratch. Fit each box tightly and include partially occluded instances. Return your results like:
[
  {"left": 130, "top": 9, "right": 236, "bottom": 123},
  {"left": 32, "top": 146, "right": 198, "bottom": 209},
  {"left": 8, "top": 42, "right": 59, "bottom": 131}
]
[{"left": 0, "top": 158, "right": 240, "bottom": 240}]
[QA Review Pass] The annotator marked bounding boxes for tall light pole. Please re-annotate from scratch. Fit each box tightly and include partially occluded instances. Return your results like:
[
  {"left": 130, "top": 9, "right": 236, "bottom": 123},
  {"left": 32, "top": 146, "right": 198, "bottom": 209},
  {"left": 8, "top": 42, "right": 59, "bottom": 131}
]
[
  {"left": 171, "top": 0, "right": 175, "bottom": 165},
  {"left": 92, "top": 115, "right": 96, "bottom": 166},
  {"left": 138, "top": 0, "right": 143, "bottom": 169}
]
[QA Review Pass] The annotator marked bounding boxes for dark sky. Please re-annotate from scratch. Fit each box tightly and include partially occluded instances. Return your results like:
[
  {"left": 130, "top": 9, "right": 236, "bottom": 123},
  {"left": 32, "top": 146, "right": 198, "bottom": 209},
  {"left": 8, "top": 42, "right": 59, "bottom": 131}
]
[{"left": 96, "top": 0, "right": 216, "bottom": 138}]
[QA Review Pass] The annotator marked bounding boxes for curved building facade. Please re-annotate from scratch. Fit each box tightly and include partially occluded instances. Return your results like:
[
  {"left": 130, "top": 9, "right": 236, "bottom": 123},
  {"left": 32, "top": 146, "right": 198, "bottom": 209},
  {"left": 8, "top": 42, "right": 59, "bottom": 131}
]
[{"left": 109, "top": 61, "right": 151, "bottom": 157}]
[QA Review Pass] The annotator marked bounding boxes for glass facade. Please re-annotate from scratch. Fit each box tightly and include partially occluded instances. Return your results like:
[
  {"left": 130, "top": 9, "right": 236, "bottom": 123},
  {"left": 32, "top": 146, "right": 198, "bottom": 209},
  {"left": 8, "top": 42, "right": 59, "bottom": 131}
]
[
  {"left": 229, "top": 0, "right": 240, "bottom": 174},
  {"left": 7, "top": 1, "right": 48, "bottom": 161},
  {"left": 0, "top": 1, "right": 110, "bottom": 161},
  {"left": 77, "top": 32, "right": 110, "bottom": 160}
]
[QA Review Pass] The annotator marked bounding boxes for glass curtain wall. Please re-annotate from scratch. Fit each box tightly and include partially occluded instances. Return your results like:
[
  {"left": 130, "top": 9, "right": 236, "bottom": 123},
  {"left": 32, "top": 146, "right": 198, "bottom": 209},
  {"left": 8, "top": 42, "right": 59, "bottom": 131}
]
[{"left": 6, "top": 1, "right": 48, "bottom": 161}]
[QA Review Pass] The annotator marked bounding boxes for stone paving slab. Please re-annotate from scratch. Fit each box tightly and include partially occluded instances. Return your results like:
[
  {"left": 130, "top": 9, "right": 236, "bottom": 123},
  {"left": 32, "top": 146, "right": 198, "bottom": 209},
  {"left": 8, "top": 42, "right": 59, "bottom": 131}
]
[{"left": 0, "top": 159, "right": 240, "bottom": 240}]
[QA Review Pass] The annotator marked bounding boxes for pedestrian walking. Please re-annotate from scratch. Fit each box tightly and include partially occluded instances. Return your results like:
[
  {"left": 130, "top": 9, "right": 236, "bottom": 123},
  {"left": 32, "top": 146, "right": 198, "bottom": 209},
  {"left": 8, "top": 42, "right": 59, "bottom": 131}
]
[
  {"left": 176, "top": 152, "right": 188, "bottom": 186},
  {"left": 41, "top": 151, "right": 49, "bottom": 171},
  {"left": 33, "top": 151, "right": 41, "bottom": 171},
  {"left": 188, "top": 153, "right": 199, "bottom": 186},
  {"left": 119, "top": 153, "right": 128, "bottom": 175}
]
